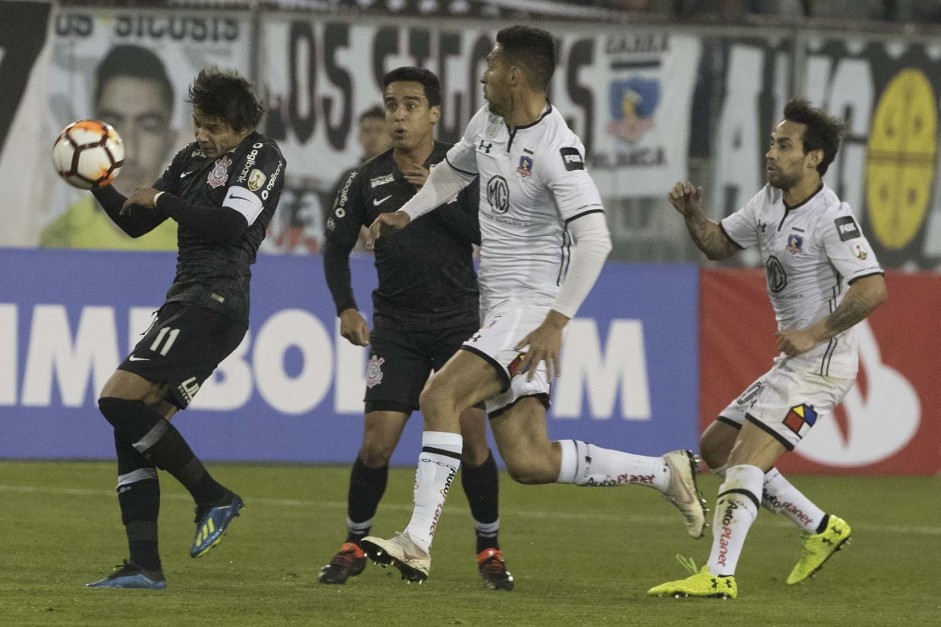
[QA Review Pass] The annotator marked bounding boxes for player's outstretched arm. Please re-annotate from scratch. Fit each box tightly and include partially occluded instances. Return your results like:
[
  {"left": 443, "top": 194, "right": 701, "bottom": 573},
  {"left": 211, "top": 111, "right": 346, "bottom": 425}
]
[
  {"left": 668, "top": 181, "right": 738, "bottom": 261},
  {"left": 365, "top": 211, "right": 411, "bottom": 249},
  {"left": 775, "top": 274, "right": 888, "bottom": 356}
]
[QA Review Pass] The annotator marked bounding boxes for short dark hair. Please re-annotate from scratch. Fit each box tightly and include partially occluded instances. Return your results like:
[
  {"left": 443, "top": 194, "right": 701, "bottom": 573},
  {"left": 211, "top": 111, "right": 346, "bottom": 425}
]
[
  {"left": 95, "top": 45, "right": 173, "bottom": 111},
  {"left": 783, "top": 98, "right": 845, "bottom": 176},
  {"left": 186, "top": 67, "right": 265, "bottom": 132},
  {"left": 359, "top": 105, "right": 386, "bottom": 124},
  {"left": 495, "top": 26, "right": 556, "bottom": 93},
  {"left": 382, "top": 67, "right": 441, "bottom": 108}
]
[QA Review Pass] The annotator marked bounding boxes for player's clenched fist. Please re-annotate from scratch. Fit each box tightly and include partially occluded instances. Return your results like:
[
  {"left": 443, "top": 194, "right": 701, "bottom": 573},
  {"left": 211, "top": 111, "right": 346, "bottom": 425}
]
[{"left": 667, "top": 181, "right": 704, "bottom": 218}]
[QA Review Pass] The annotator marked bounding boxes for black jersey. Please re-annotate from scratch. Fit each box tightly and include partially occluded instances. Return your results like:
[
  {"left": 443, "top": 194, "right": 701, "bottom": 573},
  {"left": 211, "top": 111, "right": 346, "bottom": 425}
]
[
  {"left": 153, "top": 132, "right": 285, "bottom": 325},
  {"left": 324, "top": 141, "right": 479, "bottom": 331}
]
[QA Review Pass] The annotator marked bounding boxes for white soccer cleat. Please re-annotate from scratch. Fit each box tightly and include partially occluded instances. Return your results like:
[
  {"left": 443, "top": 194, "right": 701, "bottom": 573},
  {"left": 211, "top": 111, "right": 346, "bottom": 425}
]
[
  {"left": 661, "top": 449, "right": 708, "bottom": 539},
  {"left": 361, "top": 532, "right": 431, "bottom": 584}
]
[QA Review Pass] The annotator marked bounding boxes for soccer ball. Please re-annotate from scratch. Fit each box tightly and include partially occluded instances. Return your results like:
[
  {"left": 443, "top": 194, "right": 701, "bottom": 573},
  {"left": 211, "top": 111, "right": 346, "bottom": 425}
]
[{"left": 52, "top": 119, "right": 125, "bottom": 190}]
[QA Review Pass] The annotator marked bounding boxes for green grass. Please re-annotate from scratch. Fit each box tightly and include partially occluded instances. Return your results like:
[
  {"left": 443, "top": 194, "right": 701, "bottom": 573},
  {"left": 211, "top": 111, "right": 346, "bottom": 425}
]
[{"left": 0, "top": 461, "right": 938, "bottom": 626}]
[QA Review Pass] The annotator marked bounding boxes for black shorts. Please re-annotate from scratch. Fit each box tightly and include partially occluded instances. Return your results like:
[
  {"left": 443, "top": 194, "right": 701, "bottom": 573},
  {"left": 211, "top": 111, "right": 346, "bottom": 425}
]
[
  {"left": 119, "top": 302, "right": 247, "bottom": 409},
  {"left": 364, "top": 321, "right": 480, "bottom": 414}
]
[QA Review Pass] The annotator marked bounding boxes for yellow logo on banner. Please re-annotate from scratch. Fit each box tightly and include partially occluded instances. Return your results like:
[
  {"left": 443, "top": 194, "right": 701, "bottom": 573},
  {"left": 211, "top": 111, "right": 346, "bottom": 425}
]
[{"left": 865, "top": 68, "right": 937, "bottom": 250}]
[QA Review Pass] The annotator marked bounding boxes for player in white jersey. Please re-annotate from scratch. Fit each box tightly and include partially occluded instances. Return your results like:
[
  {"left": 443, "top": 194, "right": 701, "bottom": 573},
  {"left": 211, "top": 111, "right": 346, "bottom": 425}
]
[
  {"left": 649, "top": 98, "right": 887, "bottom": 600},
  {"left": 358, "top": 25, "right": 708, "bottom": 585}
]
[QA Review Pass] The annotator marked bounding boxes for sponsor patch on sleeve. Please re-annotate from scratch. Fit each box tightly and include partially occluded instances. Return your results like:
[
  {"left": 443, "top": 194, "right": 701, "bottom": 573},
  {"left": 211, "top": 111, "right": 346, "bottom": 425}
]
[
  {"left": 834, "top": 215, "right": 861, "bottom": 241},
  {"left": 559, "top": 146, "right": 585, "bottom": 171}
]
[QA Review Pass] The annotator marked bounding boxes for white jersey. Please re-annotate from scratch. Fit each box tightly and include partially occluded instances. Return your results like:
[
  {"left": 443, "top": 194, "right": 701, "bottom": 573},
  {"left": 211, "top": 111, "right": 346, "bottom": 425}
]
[
  {"left": 721, "top": 183, "right": 883, "bottom": 378},
  {"left": 446, "top": 105, "right": 604, "bottom": 312}
]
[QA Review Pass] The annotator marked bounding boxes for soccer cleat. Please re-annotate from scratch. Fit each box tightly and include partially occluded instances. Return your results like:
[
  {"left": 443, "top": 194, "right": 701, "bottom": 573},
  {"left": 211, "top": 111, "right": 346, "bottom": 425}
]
[
  {"left": 661, "top": 449, "right": 709, "bottom": 538},
  {"left": 647, "top": 558, "right": 737, "bottom": 599},
  {"left": 787, "top": 514, "right": 852, "bottom": 585},
  {"left": 318, "top": 542, "right": 367, "bottom": 584},
  {"left": 361, "top": 533, "right": 431, "bottom": 584},
  {"left": 190, "top": 492, "right": 244, "bottom": 558},
  {"left": 86, "top": 560, "right": 167, "bottom": 590},
  {"left": 477, "top": 548, "right": 514, "bottom": 591}
]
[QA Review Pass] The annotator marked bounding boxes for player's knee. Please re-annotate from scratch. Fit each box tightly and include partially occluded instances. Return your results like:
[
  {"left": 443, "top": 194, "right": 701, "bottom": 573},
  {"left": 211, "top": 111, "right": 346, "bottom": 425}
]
[
  {"left": 699, "top": 429, "right": 726, "bottom": 470},
  {"left": 358, "top": 443, "right": 394, "bottom": 467},
  {"left": 418, "top": 384, "right": 458, "bottom": 426},
  {"left": 98, "top": 396, "right": 140, "bottom": 428}
]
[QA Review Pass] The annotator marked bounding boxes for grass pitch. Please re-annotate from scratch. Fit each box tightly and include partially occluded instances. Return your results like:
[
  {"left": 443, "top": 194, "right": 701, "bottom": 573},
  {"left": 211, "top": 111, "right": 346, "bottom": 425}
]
[{"left": 1, "top": 461, "right": 938, "bottom": 626}]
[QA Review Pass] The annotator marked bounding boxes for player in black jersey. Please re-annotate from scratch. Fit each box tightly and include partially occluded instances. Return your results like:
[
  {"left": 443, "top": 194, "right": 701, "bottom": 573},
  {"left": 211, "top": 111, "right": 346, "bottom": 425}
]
[
  {"left": 319, "top": 67, "right": 513, "bottom": 591},
  {"left": 84, "top": 68, "right": 286, "bottom": 590}
]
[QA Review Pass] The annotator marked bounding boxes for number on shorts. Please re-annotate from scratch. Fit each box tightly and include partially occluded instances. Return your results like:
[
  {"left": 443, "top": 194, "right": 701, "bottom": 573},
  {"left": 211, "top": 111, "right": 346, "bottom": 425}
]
[{"left": 149, "top": 327, "right": 180, "bottom": 356}]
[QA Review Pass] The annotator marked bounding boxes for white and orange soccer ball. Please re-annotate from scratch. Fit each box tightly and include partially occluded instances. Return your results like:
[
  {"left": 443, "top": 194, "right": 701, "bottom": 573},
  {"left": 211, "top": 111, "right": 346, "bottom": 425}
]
[{"left": 52, "top": 119, "right": 124, "bottom": 190}]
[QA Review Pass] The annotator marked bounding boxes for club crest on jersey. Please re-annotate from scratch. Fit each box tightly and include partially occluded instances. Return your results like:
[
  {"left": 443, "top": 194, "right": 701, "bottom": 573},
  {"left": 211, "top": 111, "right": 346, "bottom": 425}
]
[
  {"left": 207, "top": 155, "right": 232, "bottom": 188},
  {"left": 517, "top": 154, "right": 533, "bottom": 177},
  {"left": 783, "top": 403, "right": 817, "bottom": 437},
  {"left": 786, "top": 233, "right": 804, "bottom": 255},
  {"left": 366, "top": 355, "right": 385, "bottom": 388}
]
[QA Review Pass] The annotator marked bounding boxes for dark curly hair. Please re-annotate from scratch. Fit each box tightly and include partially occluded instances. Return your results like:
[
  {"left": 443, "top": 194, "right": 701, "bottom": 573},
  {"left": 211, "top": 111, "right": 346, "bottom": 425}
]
[
  {"left": 187, "top": 67, "right": 265, "bottom": 132},
  {"left": 783, "top": 98, "right": 845, "bottom": 176}
]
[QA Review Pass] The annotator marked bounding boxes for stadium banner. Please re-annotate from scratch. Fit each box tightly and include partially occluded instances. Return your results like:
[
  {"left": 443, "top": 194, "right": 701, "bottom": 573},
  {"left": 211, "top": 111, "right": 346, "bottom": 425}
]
[
  {"left": 707, "top": 35, "right": 941, "bottom": 270},
  {"left": 0, "top": 249, "right": 699, "bottom": 465},
  {"left": 699, "top": 268, "right": 941, "bottom": 476},
  {"left": 259, "top": 17, "right": 699, "bottom": 251}
]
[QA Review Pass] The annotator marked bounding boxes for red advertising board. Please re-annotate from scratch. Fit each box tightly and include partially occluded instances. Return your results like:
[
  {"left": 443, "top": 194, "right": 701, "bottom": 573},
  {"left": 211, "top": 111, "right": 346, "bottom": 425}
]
[{"left": 700, "top": 268, "right": 940, "bottom": 475}]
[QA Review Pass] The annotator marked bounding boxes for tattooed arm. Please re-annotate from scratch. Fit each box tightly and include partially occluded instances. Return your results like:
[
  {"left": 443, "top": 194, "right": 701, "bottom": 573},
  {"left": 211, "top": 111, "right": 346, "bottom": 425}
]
[
  {"left": 668, "top": 181, "right": 739, "bottom": 261},
  {"left": 776, "top": 274, "right": 888, "bottom": 357}
]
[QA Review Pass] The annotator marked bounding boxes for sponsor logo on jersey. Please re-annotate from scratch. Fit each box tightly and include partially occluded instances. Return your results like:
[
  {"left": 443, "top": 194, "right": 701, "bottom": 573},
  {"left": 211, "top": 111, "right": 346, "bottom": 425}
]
[
  {"left": 373, "top": 195, "right": 393, "bottom": 206},
  {"left": 560, "top": 147, "right": 585, "bottom": 171},
  {"left": 207, "top": 155, "right": 232, "bottom": 188},
  {"left": 786, "top": 233, "right": 804, "bottom": 255},
  {"left": 783, "top": 403, "right": 818, "bottom": 437},
  {"left": 486, "top": 176, "right": 510, "bottom": 214},
  {"left": 366, "top": 355, "right": 385, "bottom": 388},
  {"left": 517, "top": 154, "right": 533, "bottom": 177},
  {"left": 177, "top": 377, "right": 201, "bottom": 405},
  {"left": 370, "top": 174, "right": 394, "bottom": 188},
  {"left": 236, "top": 147, "right": 260, "bottom": 184},
  {"left": 247, "top": 169, "right": 267, "bottom": 192},
  {"left": 834, "top": 215, "right": 861, "bottom": 241},
  {"left": 479, "top": 140, "right": 493, "bottom": 154},
  {"left": 765, "top": 255, "right": 787, "bottom": 293}
]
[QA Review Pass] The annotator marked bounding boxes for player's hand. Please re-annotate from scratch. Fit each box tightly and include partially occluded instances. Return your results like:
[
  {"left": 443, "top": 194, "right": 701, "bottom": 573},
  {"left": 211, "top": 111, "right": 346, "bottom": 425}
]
[
  {"left": 514, "top": 310, "right": 569, "bottom": 381},
  {"left": 120, "top": 186, "right": 161, "bottom": 215},
  {"left": 667, "top": 181, "right": 704, "bottom": 219},
  {"left": 365, "top": 211, "right": 411, "bottom": 250},
  {"left": 775, "top": 327, "right": 818, "bottom": 357},
  {"left": 339, "top": 309, "right": 370, "bottom": 346},
  {"left": 402, "top": 164, "right": 430, "bottom": 188}
]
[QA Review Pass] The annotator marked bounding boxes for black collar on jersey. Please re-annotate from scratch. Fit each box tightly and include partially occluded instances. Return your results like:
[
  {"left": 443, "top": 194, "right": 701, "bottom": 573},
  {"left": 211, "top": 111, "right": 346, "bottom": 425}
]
[
  {"left": 508, "top": 102, "right": 553, "bottom": 151},
  {"left": 783, "top": 182, "right": 824, "bottom": 211}
]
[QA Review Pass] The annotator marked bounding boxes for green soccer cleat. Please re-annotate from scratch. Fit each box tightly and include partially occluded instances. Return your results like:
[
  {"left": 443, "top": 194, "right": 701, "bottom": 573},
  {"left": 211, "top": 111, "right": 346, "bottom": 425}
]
[
  {"left": 648, "top": 557, "right": 737, "bottom": 599},
  {"left": 787, "top": 514, "right": 851, "bottom": 585}
]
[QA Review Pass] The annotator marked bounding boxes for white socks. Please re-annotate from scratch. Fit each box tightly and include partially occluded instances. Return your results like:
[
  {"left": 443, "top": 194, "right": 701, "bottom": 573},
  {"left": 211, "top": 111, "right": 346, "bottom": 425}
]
[
  {"left": 707, "top": 464, "right": 763, "bottom": 576},
  {"left": 557, "top": 440, "right": 669, "bottom": 490},
  {"left": 404, "top": 431, "right": 463, "bottom": 553},
  {"left": 761, "top": 467, "right": 826, "bottom": 533}
]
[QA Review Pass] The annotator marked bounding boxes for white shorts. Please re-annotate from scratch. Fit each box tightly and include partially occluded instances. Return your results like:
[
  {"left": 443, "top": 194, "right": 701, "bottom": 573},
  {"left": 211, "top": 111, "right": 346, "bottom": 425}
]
[
  {"left": 461, "top": 302, "right": 551, "bottom": 416},
  {"left": 718, "top": 358, "right": 855, "bottom": 450}
]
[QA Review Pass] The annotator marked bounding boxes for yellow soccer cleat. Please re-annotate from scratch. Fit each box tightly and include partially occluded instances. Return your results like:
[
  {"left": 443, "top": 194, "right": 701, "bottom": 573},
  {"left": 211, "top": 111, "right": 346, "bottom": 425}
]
[
  {"left": 787, "top": 515, "right": 852, "bottom": 585},
  {"left": 648, "top": 557, "right": 737, "bottom": 599}
]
